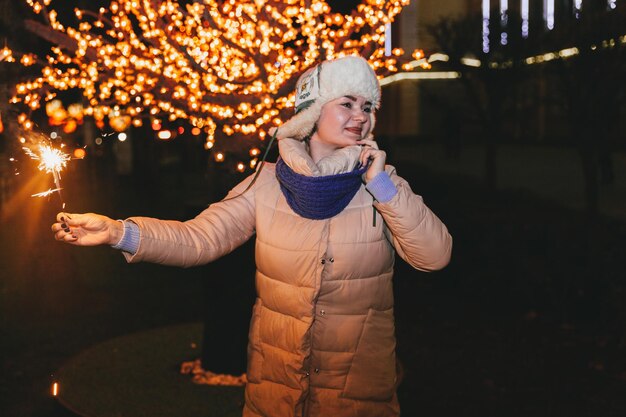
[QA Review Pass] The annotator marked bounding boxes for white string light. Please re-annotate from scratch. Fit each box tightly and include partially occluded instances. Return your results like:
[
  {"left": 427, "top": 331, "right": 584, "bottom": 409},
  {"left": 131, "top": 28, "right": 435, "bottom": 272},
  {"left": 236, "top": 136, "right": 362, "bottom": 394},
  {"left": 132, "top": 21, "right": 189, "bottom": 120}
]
[
  {"left": 385, "top": 23, "right": 392, "bottom": 57},
  {"left": 544, "top": 0, "right": 555, "bottom": 30},
  {"left": 521, "top": 0, "right": 529, "bottom": 37},
  {"left": 483, "top": 0, "right": 491, "bottom": 53},
  {"left": 500, "top": 0, "right": 508, "bottom": 45},
  {"left": 574, "top": 0, "right": 582, "bottom": 19}
]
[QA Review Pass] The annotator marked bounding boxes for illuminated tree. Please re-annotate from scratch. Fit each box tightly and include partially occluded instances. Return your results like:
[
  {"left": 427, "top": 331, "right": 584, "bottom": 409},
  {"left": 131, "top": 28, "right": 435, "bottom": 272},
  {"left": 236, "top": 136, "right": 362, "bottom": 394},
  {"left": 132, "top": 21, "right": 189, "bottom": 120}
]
[{"left": 8, "top": 0, "right": 424, "bottom": 164}]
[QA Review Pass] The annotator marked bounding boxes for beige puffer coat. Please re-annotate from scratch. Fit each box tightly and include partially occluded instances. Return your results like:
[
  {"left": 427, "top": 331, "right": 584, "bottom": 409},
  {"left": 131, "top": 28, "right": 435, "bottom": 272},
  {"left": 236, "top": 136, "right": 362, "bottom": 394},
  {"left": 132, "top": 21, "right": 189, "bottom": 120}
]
[{"left": 123, "top": 141, "right": 452, "bottom": 417}]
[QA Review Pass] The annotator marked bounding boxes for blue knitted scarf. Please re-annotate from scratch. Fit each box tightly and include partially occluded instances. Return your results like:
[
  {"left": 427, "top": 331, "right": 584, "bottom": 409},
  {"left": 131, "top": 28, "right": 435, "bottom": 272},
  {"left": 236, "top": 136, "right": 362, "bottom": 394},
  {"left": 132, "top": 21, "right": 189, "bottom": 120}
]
[{"left": 275, "top": 158, "right": 367, "bottom": 220}]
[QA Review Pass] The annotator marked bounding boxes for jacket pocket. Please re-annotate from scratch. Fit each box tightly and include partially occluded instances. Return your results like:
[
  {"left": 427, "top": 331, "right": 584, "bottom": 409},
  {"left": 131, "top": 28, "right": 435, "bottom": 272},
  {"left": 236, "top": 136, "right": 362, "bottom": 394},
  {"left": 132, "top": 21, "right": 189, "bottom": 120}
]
[
  {"left": 246, "top": 298, "right": 264, "bottom": 384},
  {"left": 341, "top": 308, "right": 397, "bottom": 401}
]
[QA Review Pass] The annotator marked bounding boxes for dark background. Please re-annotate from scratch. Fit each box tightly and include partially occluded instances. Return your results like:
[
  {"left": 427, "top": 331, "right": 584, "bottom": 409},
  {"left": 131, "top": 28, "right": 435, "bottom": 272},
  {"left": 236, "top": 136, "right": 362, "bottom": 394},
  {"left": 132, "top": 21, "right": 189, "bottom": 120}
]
[{"left": 1, "top": 1, "right": 626, "bottom": 417}]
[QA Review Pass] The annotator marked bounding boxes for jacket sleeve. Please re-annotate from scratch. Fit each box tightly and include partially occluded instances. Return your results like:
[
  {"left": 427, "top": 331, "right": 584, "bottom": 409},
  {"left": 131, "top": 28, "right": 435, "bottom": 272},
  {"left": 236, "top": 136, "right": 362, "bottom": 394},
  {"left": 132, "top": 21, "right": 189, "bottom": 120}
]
[
  {"left": 376, "top": 166, "right": 452, "bottom": 272},
  {"left": 121, "top": 171, "right": 262, "bottom": 268}
]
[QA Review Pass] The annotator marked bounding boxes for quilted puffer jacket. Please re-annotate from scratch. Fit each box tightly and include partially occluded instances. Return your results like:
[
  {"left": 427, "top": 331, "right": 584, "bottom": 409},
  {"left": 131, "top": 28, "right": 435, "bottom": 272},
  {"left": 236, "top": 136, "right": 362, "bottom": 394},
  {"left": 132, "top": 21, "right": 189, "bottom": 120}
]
[{"left": 123, "top": 140, "right": 452, "bottom": 417}]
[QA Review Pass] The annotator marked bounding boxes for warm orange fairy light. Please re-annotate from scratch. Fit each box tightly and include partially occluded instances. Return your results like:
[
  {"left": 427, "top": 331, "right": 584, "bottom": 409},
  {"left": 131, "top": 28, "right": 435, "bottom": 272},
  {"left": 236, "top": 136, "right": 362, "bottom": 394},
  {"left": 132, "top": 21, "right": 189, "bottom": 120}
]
[
  {"left": 52, "top": 382, "right": 59, "bottom": 397},
  {"left": 157, "top": 130, "right": 172, "bottom": 140},
  {"left": 73, "top": 148, "right": 86, "bottom": 159},
  {"left": 13, "top": 0, "right": 422, "bottom": 157},
  {"left": 20, "top": 54, "right": 37, "bottom": 66},
  {"left": 0, "top": 46, "right": 14, "bottom": 62}
]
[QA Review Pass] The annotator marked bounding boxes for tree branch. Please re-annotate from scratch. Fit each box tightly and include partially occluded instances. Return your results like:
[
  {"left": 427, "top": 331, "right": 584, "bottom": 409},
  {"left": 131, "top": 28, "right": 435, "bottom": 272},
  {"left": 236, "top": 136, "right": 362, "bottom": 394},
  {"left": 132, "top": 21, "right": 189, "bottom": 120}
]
[{"left": 24, "top": 19, "right": 98, "bottom": 61}]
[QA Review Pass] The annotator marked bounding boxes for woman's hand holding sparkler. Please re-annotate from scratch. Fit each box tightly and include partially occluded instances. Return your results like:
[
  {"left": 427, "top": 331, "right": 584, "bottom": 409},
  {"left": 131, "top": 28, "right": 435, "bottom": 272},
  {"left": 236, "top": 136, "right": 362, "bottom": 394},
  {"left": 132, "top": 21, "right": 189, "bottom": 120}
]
[{"left": 52, "top": 212, "right": 124, "bottom": 246}]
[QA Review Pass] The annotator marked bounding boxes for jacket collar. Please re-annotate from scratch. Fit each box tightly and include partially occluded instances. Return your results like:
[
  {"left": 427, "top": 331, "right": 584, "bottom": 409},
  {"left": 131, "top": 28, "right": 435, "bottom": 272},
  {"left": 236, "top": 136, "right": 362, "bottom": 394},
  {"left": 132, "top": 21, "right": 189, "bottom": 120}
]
[{"left": 278, "top": 138, "right": 362, "bottom": 177}]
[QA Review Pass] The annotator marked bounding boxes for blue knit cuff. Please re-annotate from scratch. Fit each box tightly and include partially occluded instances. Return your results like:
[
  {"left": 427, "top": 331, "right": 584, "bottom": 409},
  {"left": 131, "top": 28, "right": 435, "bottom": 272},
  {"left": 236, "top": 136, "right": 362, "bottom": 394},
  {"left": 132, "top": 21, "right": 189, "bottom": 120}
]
[
  {"left": 111, "top": 220, "right": 140, "bottom": 254},
  {"left": 366, "top": 171, "right": 397, "bottom": 203}
]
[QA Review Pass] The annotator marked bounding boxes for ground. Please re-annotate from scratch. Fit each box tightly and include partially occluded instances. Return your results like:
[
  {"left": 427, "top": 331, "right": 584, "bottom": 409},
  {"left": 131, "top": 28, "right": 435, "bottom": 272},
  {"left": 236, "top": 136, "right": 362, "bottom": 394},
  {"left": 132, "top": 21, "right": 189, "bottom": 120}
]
[{"left": 1, "top": 142, "right": 625, "bottom": 417}]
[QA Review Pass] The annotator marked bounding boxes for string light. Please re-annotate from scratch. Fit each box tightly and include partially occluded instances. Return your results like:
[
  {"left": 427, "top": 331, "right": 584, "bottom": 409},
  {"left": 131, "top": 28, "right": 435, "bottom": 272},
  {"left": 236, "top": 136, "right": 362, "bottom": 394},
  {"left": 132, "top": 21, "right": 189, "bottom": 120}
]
[
  {"left": 11, "top": 0, "right": 423, "bottom": 168},
  {"left": 500, "top": 1, "right": 508, "bottom": 46},
  {"left": 482, "top": 0, "right": 490, "bottom": 53},
  {"left": 521, "top": 0, "right": 530, "bottom": 37},
  {"left": 574, "top": 0, "right": 582, "bottom": 19},
  {"left": 544, "top": 0, "right": 555, "bottom": 30}
]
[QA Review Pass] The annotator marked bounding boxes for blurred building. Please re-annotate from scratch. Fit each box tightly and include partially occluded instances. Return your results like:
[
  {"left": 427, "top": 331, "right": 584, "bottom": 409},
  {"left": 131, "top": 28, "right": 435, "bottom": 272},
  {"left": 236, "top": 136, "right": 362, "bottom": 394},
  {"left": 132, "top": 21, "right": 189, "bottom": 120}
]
[
  {"left": 378, "top": 0, "right": 625, "bottom": 144},
  {"left": 378, "top": 1, "right": 473, "bottom": 141}
]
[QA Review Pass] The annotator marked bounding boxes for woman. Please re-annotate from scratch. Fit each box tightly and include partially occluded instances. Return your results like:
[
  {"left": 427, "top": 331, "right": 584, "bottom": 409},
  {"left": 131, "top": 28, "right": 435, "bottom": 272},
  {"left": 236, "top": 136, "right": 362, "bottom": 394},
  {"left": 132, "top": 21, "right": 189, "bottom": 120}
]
[{"left": 52, "top": 55, "right": 452, "bottom": 417}]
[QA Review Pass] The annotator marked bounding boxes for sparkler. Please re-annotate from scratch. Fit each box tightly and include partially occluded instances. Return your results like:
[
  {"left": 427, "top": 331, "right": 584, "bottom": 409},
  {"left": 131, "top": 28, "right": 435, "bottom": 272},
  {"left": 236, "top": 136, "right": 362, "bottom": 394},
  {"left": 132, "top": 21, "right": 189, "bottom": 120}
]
[
  {"left": 31, "top": 187, "right": 63, "bottom": 198},
  {"left": 23, "top": 142, "right": 71, "bottom": 208}
]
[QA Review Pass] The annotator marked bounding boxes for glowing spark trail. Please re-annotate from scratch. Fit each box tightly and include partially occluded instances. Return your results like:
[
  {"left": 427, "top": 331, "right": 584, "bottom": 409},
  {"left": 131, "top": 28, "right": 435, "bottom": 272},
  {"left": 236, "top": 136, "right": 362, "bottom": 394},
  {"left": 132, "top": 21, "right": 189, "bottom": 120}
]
[
  {"left": 31, "top": 188, "right": 63, "bottom": 198},
  {"left": 23, "top": 143, "right": 70, "bottom": 207}
]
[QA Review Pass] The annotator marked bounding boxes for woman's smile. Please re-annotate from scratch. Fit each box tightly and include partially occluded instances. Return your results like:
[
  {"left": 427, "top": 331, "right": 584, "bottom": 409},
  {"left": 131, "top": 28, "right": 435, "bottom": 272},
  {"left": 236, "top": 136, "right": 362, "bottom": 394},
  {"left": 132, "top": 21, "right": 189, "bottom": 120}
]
[{"left": 345, "top": 126, "right": 362, "bottom": 136}]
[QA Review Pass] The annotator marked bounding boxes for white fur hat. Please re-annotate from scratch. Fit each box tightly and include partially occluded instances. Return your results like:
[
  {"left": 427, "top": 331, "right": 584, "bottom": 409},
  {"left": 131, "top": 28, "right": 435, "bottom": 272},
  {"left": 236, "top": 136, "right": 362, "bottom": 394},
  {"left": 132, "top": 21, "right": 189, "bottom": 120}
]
[{"left": 276, "top": 55, "right": 381, "bottom": 141}]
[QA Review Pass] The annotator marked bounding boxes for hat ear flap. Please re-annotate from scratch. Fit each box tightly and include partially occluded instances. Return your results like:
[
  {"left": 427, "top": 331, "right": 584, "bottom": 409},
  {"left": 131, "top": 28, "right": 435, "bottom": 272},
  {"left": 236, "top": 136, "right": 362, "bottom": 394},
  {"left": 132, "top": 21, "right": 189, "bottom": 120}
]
[{"left": 276, "top": 100, "right": 323, "bottom": 141}]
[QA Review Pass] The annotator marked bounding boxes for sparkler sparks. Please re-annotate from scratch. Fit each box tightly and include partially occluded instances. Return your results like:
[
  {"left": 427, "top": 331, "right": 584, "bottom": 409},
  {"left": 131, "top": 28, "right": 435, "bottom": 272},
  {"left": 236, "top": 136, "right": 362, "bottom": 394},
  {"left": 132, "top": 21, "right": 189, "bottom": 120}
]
[
  {"left": 31, "top": 187, "right": 63, "bottom": 198},
  {"left": 23, "top": 142, "right": 71, "bottom": 207},
  {"left": 23, "top": 143, "right": 71, "bottom": 176}
]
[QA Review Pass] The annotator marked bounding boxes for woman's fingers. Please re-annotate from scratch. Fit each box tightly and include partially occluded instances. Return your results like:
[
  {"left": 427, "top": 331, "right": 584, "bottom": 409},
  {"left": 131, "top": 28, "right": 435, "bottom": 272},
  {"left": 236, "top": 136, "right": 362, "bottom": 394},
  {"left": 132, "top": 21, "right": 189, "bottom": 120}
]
[
  {"left": 53, "top": 212, "right": 72, "bottom": 231},
  {"left": 63, "top": 233, "right": 78, "bottom": 242},
  {"left": 358, "top": 139, "right": 381, "bottom": 167},
  {"left": 53, "top": 212, "right": 80, "bottom": 243},
  {"left": 360, "top": 147, "right": 385, "bottom": 164},
  {"left": 360, "top": 148, "right": 374, "bottom": 167},
  {"left": 56, "top": 212, "right": 74, "bottom": 222},
  {"left": 52, "top": 219, "right": 75, "bottom": 236},
  {"left": 359, "top": 145, "right": 386, "bottom": 182},
  {"left": 357, "top": 139, "right": 379, "bottom": 149},
  {"left": 54, "top": 228, "right": 77, "bottom": 242},
  {"left": 55, "top": 212, "right": 76, "bottom": 230}
]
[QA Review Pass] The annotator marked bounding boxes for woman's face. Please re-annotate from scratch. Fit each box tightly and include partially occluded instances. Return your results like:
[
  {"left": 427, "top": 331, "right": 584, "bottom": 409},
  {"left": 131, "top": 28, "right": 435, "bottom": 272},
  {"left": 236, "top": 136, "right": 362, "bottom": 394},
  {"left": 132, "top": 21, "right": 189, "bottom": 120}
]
[{"left": 310, "top": 95, "right": 373, "bottom": 150}]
